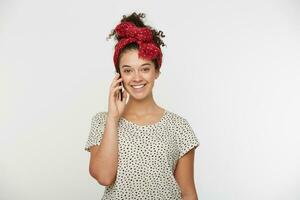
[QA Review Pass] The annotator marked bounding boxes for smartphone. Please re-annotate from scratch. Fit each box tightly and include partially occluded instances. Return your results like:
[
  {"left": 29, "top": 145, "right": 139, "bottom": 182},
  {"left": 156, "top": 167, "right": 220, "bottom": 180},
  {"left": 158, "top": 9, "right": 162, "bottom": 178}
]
[{"left": 115, "top": 68, "right": 123, "bottom": 101}]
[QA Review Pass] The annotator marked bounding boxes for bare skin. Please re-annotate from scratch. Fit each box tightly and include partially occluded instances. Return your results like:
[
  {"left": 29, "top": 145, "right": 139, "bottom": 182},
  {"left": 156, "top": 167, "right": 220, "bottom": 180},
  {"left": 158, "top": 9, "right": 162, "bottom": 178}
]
[
  {"left": 174, "top": 149, "right": 198, "bottom": 200},
  {"left": 118, "top": 49, "right": 164, "bottom": 121},
  {"left": 88, "top": 73, "right": 128, "bottom": 186},
  {"left": 88, "top": 49, "right": 198, "bottom": 199}
]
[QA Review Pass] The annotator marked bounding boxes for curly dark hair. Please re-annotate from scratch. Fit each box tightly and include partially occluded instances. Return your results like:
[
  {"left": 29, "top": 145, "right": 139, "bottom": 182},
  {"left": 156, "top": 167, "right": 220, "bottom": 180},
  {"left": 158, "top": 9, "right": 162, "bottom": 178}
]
[{"left": 106, "top": 12, "right": 166, "bottom": 70}]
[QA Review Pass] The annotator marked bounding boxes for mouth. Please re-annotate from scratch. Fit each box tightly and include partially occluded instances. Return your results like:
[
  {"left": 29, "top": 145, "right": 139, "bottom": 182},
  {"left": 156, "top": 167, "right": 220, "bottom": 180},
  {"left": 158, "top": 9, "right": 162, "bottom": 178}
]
[{"left": 131, "top": 84, "right": 147, "bottom": 92}]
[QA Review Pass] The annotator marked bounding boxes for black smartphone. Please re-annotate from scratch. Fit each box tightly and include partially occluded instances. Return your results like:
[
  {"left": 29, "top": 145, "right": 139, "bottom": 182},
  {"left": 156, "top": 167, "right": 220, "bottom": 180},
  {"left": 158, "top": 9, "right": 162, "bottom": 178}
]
[{"left": 115, "top": 68, "right": 123, "bottom": 101}]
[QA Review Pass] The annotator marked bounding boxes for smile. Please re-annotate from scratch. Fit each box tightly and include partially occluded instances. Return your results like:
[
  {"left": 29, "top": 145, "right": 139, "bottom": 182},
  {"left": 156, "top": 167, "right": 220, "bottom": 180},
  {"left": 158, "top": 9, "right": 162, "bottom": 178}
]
[
  {"left": 131, "top": 84, "right": 146, "bottom": 89},
  {"left": 131, "top": 84, "right": 147, "bottom": 92}
]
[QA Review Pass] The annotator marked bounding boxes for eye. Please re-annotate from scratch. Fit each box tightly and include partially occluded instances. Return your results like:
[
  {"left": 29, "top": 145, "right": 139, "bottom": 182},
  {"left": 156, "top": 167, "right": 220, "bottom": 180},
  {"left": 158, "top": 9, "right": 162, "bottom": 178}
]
[
  {"left": 124, "top": 69, "right": 131, "bottom": 73},
  {"left": 142, "top": 68, "right": 150, "bottom": 72}
]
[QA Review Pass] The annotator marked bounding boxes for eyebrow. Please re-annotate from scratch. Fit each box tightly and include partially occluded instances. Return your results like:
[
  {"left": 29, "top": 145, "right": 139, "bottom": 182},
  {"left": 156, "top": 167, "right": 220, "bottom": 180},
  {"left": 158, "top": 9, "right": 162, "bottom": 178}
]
[{"left": 121, "top": 63, "right": 151, "bottom": 68}]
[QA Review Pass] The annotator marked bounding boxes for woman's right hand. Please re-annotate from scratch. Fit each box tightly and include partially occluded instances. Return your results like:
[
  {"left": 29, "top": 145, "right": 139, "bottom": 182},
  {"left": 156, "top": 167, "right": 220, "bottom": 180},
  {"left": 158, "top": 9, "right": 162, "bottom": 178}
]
[{"left": 107, "top": 73, "right": 128, "bottom": 120}]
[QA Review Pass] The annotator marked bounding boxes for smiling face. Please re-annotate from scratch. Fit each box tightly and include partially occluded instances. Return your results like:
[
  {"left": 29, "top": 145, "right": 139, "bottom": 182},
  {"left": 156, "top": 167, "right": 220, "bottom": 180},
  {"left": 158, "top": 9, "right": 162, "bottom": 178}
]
[{"left": 118, "top": 49, "right": 160, "bottom": 101}]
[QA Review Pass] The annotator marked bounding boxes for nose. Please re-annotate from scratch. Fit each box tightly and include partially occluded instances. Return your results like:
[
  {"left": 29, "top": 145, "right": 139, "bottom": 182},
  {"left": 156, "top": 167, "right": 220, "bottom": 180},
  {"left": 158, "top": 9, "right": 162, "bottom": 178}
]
[{"left": 132, "top": 71, "right": 143, "bottom": 82}]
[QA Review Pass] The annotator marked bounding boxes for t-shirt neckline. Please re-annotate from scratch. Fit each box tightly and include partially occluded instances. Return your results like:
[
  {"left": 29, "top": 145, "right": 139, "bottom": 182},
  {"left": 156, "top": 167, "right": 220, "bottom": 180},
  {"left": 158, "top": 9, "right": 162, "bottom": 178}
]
[{"left": 120, "top": 109, "right": 168, "bottom": 128}]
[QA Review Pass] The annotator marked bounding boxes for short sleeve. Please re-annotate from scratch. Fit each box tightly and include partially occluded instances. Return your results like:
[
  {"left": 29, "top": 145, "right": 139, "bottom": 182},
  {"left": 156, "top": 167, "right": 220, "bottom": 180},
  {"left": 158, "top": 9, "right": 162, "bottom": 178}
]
[
  {"left": 176, "top": 118, "right": 200, "bottom": 159},
  {"left": 84, "top": 112, "right": 107, "bottom": 152}
]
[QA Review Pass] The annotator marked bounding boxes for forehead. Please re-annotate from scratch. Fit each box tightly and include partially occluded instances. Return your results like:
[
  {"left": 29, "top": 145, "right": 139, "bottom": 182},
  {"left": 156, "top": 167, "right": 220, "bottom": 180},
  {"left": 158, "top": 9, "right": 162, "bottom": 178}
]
[{"left": 119, "top": 49, "right": 154, "bottom": 68}]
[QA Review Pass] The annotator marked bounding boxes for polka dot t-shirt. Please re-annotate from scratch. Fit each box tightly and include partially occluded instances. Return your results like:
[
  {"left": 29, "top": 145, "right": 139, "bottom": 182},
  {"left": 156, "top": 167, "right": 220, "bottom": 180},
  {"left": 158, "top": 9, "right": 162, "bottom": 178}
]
[{"left": 84, "top": 109, "right": 200, "bottom": 200}]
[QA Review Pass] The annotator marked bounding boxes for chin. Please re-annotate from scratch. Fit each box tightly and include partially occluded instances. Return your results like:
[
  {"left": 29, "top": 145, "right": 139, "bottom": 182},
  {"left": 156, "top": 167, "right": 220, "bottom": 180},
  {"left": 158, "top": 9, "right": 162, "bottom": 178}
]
[
  {"left": 125, "top": 83, "right": 153, "bottom": 100},
  {"left": 129, "top": 92, "right": 149, "bottom": 101},
  {"left": 129, "top": 90, "right": 152, "bottom": 101}
]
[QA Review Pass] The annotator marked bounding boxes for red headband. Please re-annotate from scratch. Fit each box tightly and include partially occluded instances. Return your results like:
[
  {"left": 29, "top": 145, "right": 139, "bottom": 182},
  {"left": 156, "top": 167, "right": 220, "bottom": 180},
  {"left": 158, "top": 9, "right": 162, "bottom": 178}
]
[{"left": 113, "top": 21, "right": 162, "bottom": 70}]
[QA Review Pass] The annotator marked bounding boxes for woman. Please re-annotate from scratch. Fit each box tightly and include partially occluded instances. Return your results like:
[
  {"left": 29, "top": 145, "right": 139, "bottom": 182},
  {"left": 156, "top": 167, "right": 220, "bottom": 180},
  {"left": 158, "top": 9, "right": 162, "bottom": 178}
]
[{"left": 84, "top": 12, "right": 200, "bottom": 200}]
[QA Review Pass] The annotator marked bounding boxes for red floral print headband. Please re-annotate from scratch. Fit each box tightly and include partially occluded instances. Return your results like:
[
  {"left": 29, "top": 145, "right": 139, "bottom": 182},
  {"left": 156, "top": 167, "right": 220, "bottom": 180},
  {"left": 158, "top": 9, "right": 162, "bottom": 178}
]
[{"left": 113, "top": 21, "right": 163, "bottom": 70}]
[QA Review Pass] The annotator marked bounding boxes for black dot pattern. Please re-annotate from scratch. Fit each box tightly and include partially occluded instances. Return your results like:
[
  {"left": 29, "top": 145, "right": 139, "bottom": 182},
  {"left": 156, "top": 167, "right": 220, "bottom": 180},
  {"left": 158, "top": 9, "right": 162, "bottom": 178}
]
[{"left": 84, "top": 110, "right": 200, "bottom": 199}]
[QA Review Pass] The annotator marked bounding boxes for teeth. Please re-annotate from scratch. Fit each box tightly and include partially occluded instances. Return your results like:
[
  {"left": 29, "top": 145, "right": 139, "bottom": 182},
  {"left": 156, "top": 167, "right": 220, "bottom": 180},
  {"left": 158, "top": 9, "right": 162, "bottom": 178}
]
[{"left": 132, "top": 84, "right": 145, "bottom": 89}]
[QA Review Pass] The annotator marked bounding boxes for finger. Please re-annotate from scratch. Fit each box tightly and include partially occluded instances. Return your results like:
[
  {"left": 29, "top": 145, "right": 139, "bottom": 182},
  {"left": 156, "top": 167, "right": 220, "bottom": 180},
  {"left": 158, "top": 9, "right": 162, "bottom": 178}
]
[
  {"left": 122, "top": 90, "right": 128, "bottom": 102},
  {"left": 110, "top": 73, "right": 121, "bottom": 87},
  {"left": 112, "top": 77, "right": 123, "bottom": 88},
  {"left": 112, "top": 86, "right": 123, "bottom": 96},
  {"left": 110, "top": 77, "right": 123, "bottom": 90},
  {"left": 110, "top": 84, "right": 122, "bottom": 98},
  {"left": 112, "top": 85, "right": 122, "bottom": 92},
  {"left": 110, "top": 85, "right": 122, "bottom": 99}
]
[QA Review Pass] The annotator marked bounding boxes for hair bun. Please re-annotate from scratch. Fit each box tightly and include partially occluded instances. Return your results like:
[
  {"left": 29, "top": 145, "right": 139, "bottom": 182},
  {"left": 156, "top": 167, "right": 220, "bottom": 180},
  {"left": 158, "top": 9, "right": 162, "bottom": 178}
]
[{"left": 107, "top": 12, "right": 166, "bottom": 48}]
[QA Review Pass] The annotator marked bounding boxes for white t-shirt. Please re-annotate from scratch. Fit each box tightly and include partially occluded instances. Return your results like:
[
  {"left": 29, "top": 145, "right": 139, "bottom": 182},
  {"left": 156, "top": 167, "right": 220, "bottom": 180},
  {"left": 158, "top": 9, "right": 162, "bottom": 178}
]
[{"left": 84, "top": 109, "right": 200, "bottom": 200}]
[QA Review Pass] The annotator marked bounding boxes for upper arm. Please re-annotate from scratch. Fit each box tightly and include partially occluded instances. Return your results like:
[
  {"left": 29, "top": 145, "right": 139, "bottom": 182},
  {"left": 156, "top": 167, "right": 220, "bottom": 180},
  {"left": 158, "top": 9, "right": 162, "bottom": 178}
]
[
  {"left": 174, "top": 147, "right": 198, "bottom": 198},
  {"left": 84, "top": 112, "right": 106, "bottom": 152},
  {"left": 84, "top": 112, "right": 104, "bottom": 178},
  {"left": 173, "top": 117, "right": 200, "bottom": 198}
]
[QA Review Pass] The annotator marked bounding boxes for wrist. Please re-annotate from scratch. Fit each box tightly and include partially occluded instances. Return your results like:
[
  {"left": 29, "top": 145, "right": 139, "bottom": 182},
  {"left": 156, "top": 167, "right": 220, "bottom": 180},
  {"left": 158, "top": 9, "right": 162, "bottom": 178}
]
[{"left": 107, "top": 113, "right": 120, "bottom": 123}]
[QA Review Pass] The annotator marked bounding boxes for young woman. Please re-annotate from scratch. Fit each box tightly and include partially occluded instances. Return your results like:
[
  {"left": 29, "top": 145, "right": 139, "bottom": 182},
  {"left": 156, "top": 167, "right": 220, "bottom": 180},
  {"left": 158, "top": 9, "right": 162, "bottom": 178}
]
[{"left": 84, "top": 12, "right": 200, "bottom": 200}]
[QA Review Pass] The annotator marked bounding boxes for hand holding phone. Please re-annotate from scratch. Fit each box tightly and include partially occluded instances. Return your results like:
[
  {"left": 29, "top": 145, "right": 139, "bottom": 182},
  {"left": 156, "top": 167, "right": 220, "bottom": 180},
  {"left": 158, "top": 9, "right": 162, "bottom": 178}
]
[
  {"left": 108, "top": 72, "right": 128, "bottom": 119},
  {"left": 116, "top": 68, "right": 123, "bottom": 101}
]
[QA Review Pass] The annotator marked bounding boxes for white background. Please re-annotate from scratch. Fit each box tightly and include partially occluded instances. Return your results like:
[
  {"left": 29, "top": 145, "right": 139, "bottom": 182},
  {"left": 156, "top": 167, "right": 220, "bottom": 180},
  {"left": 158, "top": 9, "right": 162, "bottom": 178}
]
[{"left": 1, "top": 0, "right": 300, "bottom": 199}]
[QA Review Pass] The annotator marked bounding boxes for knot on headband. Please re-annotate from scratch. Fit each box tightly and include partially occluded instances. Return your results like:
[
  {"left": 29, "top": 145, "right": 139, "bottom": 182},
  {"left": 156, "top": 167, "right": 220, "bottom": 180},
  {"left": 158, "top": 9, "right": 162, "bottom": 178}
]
[
  {"left": 113, "top": 22, "right": 162, "bottom": 70},
  {"left": 115, "top": 21, "right": 154, "bottom": 42}
]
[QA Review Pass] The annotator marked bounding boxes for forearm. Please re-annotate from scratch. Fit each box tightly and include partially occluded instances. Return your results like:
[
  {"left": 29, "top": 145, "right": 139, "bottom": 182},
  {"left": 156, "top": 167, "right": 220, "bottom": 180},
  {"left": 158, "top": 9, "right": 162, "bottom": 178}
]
[
  {"left": 182, "top": 193, "right": 198, "bottom": 200},
  {"left": 91, "top": 115, "right": 120, "bottom": 184}
]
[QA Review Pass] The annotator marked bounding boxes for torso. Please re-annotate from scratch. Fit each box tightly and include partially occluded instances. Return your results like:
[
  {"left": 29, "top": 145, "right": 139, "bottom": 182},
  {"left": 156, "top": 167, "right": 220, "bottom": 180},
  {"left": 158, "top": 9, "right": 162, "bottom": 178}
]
[
  {"left": 84, "top": 109, "right": 200, "bottom": 199},
  {"left": 121, "top": 107, "right": 166, "bottom": 126}
]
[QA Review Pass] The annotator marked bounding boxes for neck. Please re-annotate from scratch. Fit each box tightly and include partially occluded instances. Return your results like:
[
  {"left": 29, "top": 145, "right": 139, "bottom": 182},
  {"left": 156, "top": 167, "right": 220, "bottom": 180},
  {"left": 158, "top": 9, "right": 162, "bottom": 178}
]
[{"left": 124, "top": 92, "right": 161, "bottom": 116}]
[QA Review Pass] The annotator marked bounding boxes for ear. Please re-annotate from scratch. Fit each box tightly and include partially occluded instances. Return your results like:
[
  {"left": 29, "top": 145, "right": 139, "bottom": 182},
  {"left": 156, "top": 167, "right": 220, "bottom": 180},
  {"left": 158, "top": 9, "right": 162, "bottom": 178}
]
[{"left": 155, "top": 70, "right": 161, "bottom": 79}]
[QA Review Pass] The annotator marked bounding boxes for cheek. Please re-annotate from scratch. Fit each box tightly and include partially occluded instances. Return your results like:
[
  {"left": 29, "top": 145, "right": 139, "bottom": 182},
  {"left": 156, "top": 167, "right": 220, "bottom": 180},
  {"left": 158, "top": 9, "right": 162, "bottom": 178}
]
[
  {"left": 121, "top": 74, "right": 131, "bottom": 82},
  {"left": 121, "top": 72, "right": 156, "bottom": 83},
  {"left": 145, "top": 73, "right": 157, "bottom": 82},
  {"left": 123, "top": 77, "right": 130, "bottom": 84}
]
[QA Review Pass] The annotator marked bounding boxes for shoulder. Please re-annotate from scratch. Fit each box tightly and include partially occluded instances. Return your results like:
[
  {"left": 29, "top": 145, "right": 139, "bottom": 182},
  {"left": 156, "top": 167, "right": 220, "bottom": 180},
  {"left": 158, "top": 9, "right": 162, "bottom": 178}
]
[
  {"left": 90, "top": 111, "right": 109, "bottom": 125},
  {"left": 166, "top": 110, "right": 190, "bottom": 125}
]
